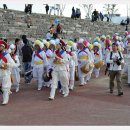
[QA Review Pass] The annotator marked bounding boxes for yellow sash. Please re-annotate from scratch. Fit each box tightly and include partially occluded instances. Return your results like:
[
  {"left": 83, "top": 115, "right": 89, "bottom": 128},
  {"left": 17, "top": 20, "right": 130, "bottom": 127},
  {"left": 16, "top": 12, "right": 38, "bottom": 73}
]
[
  {"left": 79, "top": 55, "right": 88, "bottom": 60},
  {"left": 34, "top": 61, "right": 43, "bottom": 65},
  {"left": 95, "top": 55, "right": 99, "bottom": 58}
]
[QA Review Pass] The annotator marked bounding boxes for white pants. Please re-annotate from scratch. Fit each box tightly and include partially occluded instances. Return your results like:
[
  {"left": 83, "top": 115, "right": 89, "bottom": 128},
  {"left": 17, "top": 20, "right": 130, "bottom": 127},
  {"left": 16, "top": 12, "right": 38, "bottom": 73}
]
[
  {"left": 85, "top": 69, "right": 93, "bottom": 82},
  {"left": 33, "top": 67, "right": 44, "bottom": 89},
  {"left": 78, "top": 65, "right": 88, "bottom": 85},
  {"left": 49, "top": 70, "right": 69, "bottom": 98},
  {"left": 11, "top": 72, "right": 20, "bottom": 89},
  {"left": 93, "top": 68, "right": 100, "bottom": 78},
  {"left": 0, "top": 75, "right": 11, "bottom": 104},
  {"left": 69, "top": 67, "right": 75, "bottom": 89}
]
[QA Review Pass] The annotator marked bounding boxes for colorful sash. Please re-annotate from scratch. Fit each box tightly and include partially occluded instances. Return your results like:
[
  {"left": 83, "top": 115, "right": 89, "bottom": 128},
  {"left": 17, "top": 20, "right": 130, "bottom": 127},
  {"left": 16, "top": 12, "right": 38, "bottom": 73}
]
[
  {"left": 0, "top": 52, "right": 7, "bottom": 63},
  {"left": 34, "top": 50, "right": 43, "bottom": 61}
]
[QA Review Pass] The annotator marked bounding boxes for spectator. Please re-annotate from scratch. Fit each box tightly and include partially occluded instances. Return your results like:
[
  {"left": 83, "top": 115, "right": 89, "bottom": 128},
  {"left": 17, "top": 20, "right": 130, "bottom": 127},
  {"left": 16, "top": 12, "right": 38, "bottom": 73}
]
[
  {"left": 54, "top": 18, "right": 59, "bottom": 25},
  {"left": 99, "top": 12, "right": 104, "bottom": 21},
  {"left": 71, "top": 7, "right": 76, "bottom": 19},
  {"left": 28, "top": 4, "right": 33, "bottom": 14},
  {"left": 14, "top": 38, "right": 22, "bottom": 56},
  {"left": 92, "top": 9, "right": 98, "bottom": 21},
  {"left": 75, "top": 8, "right": 81, "bottom": 19},
  {"left": 106, "top": 42, "right": 124, "bottom": 96},
  {"left": 125, "top": 25, "right": 128, "bottom": 31},
  {"left": 106, "top": 15, "right": 109, "bottom": 22},
  {"left": 24, "top": 4, "right": 28, "bottom": 13},
  {"left": 56, "top": 23, "right": 62, "bottom": 34},
  {"left": 49, "top": 24, "right": 55, "bottom": 34},
  {"left": 3, "top": 4, "right": 7, "bottom": 10},
  {"left": 21, "top": 35, "right": 33, "bottom": 83},
  {"left": 45, "top": 4, "right": 49, "bottom": 15},
  {"left": 24, "top": 4, "right": 33, "bottom": 14},
  {"left": 126, "top": 17, "right": 130, "bottom": 25},
  {"left": 120, "top": 19, "right": 127, "bottom": 26},
  {"left": 25, "top": 14, "right": 32, "bottom": 28},
  {"left": 46, "top": 30, "right": 53, "bottom": 41},
  {"left": 97, "top": 11, "right": 99, "bottom": 21}
]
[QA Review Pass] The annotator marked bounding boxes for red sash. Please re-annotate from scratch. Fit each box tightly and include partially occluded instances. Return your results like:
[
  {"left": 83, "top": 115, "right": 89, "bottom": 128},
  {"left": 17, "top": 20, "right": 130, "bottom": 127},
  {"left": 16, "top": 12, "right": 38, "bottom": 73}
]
[
  {"left": 35, "top": 51, "right": 43, "bottom": 60},
  {"left": 94, "top": 50, "right": 99, "bottom": 55},
  {"left": 0, "top": 52, "right": 7, "bottom": 63},
  {"left": 55, "top": 50, "right": 64, "bottom": 59}
]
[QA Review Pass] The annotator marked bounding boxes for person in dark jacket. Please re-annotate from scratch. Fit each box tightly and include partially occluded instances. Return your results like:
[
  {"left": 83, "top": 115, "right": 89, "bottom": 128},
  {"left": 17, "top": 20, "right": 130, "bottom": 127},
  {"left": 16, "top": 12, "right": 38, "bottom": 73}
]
[
  {"left": 3, "top": 4, "right": 7, "bottom": 9},
  {"left": 21, "top": 35, "right": 33, "bottom": 83},
  {"left": 45, "top": 4, "right": 49, "bottom": 15}
]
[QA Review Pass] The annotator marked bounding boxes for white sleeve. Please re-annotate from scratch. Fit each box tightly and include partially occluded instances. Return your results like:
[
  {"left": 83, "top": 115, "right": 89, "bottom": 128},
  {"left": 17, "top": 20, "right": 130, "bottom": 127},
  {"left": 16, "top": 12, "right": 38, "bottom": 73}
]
[
  {"left": 14, "top": 55, "right": 20, "bottom": 67},
  {"left": 99, "top": 50, "right": 103, "bottom": 60},
  {"left": 42, "top": 52, "right": 48, "bottom": 66},
  {"left": 120, "top": 52, "right": 124, "bottom": 64},
  {"left": 106, "top": 53, "right": 113, "bottom": 64},
  {"left": 6, "top": 54, "right": 16, "bottom": 68}
]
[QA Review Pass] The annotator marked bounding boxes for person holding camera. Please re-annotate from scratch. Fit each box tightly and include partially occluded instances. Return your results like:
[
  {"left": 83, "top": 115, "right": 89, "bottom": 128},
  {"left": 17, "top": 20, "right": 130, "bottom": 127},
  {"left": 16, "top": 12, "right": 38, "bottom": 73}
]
[{"left": 106, "top": 42, "right": 124, "bottom": 96}]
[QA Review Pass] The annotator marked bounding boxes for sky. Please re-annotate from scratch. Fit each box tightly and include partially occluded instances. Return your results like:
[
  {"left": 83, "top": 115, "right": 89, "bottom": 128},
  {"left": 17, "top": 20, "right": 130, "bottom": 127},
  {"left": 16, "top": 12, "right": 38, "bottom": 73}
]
[{"left": 0, "top": 3, "right": 129, "bottom": 19}]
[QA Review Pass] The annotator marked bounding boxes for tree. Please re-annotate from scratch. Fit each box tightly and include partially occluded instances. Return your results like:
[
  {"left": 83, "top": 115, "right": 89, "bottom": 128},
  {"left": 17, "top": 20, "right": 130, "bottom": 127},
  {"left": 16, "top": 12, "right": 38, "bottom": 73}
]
[
  {"left": 103, "top": 4, "right": 118, "bottom": 21},
  {"left": 103, "top": 4, "right": 111, "bottom": 20},
  {"left": 111, "top": 4, "right": 118, "bottom": 18},
  {"left": 55, "top": 4, "right": 66, "bottom": 16},
  {"left": 60, "top": 4, "right": 66, "bottom": 16},
  {"left": 80, "top": 4, "right": 93, "bottom": 19}
]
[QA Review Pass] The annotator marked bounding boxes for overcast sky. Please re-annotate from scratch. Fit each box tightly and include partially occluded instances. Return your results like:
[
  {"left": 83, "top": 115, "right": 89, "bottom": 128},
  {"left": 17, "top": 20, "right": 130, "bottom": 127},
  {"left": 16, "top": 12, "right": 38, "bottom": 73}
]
[{"left": 0, "top": 3, "right": 129, "bottom": 18}]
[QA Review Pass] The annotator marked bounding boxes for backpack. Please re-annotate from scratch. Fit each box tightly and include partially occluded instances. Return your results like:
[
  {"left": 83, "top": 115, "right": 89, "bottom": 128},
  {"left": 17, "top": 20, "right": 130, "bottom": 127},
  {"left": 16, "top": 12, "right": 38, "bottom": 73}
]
[{"left": 110, "top": 51, "right": 122, "bottom": 60}]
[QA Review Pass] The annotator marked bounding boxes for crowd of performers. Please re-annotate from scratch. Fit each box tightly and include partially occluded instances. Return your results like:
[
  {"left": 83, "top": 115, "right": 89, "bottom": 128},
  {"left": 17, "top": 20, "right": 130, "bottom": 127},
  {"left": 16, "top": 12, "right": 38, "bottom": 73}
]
[{"left": 0, "top": 31, "right": 130, "bottom": 105}]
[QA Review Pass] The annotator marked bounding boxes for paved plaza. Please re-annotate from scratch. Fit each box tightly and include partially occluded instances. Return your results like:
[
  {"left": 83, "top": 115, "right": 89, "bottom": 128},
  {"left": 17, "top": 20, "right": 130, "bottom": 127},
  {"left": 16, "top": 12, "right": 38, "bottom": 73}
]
[{"left": 0, "top": 68, "right": 130, "bottom": 126}]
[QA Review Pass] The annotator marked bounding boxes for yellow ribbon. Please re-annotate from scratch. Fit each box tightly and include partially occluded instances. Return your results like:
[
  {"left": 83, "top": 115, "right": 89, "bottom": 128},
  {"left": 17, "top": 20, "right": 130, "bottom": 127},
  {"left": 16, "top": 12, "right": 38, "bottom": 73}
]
[
  {"left": 79, "top": 55, "right": 88, "bottom": 60},
  {"left": 34, "top": 61, "right": 43, "bottom": 65}
]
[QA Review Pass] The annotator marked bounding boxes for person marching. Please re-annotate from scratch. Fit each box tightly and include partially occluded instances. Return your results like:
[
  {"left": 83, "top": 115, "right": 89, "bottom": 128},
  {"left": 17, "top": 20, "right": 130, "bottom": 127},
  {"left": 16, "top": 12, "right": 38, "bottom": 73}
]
[
  {"left": 67, "top": 41, "right": 78, "bottom": 90},
  {"left": 103, "top": 39, "right": 112, "bottom": 63},
  {"left": 43, "top": 40, "right": 56, "bottom": 87},
  {"left": 49, "top": 39, "right": 69, "bottom": 100},
  {"left": 31, "top": 40, "right": 48, "bottom": 91},
  {"left": 100, "top": 35, "right": 106, "bottom": 51},
  {"left": 125, "top": 35, "right": 130, "bottom": 54},
  {"left": 85, "top": 43, "right": 94, "bottom": 82},
  {"left": 77, "top": 38, "right": 92, "bottom": 86},
  {"left": 0, "top": 40, "right": 16, "bottom": 105},
  {"left": 9, "top": 44, "right": 21, "bottom": 92},
  {"left": 92, "top": 42, "right": 103, "bottom": 78}
]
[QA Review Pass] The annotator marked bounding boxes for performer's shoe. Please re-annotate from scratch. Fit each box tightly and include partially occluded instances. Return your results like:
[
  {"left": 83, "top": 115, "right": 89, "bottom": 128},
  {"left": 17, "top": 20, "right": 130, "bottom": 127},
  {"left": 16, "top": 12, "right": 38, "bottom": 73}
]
[{"left": 48, "top": 97, "right": 54, "bottom": 100}]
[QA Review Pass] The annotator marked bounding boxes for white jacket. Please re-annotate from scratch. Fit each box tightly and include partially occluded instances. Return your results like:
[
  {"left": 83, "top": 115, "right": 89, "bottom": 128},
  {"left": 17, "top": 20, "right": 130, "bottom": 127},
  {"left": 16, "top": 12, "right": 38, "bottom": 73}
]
[
  {"left": 11, "top": 54, "right": 20, "bottom": 75},
  {"left": 106, "top": 51, "right": 124, "bottom": 71},
  {"left": 52, "top": 50, "right": 69, "bottom": 71},
  {"left": 91, "top": 50, "right": 103, "bottom": 64},
  {"left": 0, "top": 52, "right": 16, "bottom": 77},
  {"left": 31, "top": 50, "right": 48, "bottom": 68}
]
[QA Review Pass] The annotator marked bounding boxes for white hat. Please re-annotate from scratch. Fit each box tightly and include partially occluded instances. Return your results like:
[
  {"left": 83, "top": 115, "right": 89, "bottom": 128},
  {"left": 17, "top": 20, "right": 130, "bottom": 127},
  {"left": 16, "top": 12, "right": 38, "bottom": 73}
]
[
  {"left": 78, "top": 38, "right": 84, "bottom": 44},
  {"left": 101, "top": 35, "right": 106, "bottom": 39},
  {"left": 50, "top": 40, "right": 55, "bottom": 45},
  {"left": 71, "top": 43, "right": 77, "bottom": 51},
  {"left": 34, "top": 40, "right": 43, "bottom": 49},
  {"left": 9, "top": 44, "right": 15, "bottom": 49},
  {"left": 7, "top": 48, "right": 11, "bottom": 54},
  {"left": 118, "top": 37, "right": 122, "bottom": 41},
  {"left": 93, "top": 42, "right": 100, "bottom": 48},
  {"left": 55, "top": 39, "right": 60, "bottom": 45},
  {"left": 127, "top": 35, "right": 130, "bottom": 39},
  {"left": 42, "top": 39, "right": 47, "bottom": 44},
  {"left": 66, "top": 45, "right": 71, "bottom": 52}
]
